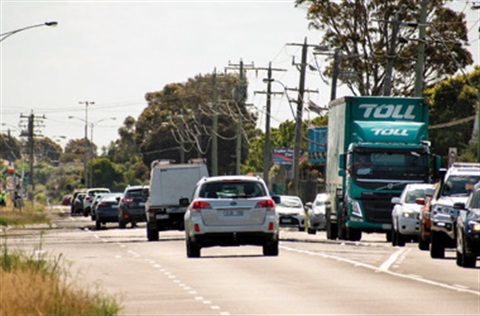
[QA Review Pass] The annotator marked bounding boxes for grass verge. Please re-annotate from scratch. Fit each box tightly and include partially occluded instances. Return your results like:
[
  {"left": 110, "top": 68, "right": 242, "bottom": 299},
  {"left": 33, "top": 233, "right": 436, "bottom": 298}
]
[
  {"left": 0, "top": 245, "right": 122, "bottom": 315},
  {"left": 0, "top": 202, "right": 50, "bottom": 226}
]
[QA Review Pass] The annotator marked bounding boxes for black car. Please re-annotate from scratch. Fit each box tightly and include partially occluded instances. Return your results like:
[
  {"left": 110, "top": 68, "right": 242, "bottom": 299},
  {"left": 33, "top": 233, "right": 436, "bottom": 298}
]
[
  {"left": 455, "top": 182, "right": 480, "bottom": 268},
  {"left": 118, "top": 185, "right": 149, "bottom": 228},
  {"left": 95, "top": 193, "right": 123, "bottom": 230}
]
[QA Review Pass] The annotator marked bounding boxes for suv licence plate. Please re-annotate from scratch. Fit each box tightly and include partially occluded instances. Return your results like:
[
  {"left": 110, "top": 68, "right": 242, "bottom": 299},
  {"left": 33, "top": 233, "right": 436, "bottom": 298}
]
[{"left": 223, "top": 210, "right": 243, "bottom": 216}]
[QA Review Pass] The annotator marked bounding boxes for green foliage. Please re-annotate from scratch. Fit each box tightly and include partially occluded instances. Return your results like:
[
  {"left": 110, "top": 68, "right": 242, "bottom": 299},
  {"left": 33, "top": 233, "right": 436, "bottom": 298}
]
[
  {"left": 89, "top": 158, "right": 125, "bottom": 191},
  {"left": 0, "top": 133, "right": 21, "bottom": 162},
  {"left": 295, "top": 0, "right": 472, "bottom": 96},
  {"left": 424, "top": 67, "right": 480, "bottom": 164}
]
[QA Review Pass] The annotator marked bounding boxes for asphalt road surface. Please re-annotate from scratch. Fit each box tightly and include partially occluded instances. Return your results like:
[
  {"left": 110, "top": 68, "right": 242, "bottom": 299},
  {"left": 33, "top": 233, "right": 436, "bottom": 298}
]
[{"left": 2, "top": 208, "right": 480, "bottom": 315}]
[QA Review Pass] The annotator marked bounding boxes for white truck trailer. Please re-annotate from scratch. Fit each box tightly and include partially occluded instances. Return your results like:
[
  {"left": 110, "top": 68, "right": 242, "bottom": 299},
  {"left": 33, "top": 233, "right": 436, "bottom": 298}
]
[{"left": 146, "top": 160, "right": 209, "bottom": 241}]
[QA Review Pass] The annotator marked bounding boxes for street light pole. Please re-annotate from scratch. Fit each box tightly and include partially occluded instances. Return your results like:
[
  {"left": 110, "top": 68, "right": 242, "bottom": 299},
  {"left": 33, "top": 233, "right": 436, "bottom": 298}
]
[
  {"left": 0, "top": 21, "right": 58, "bottom": 42},
  {"left": 78, "top": 101, "right": 94, "bottom": 187}
]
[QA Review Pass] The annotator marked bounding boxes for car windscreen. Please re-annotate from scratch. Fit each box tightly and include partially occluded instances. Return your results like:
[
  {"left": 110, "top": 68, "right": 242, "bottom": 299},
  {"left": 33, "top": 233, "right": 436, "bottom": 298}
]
[{"left": 278, "top": 197, "right": 302, "bottom": 208}]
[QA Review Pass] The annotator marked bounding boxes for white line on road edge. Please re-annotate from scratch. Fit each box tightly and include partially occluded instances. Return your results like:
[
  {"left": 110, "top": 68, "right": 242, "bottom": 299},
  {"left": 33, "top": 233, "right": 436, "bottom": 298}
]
[{"left": 280, "top": 245, "right": 480, "bottom": 296}]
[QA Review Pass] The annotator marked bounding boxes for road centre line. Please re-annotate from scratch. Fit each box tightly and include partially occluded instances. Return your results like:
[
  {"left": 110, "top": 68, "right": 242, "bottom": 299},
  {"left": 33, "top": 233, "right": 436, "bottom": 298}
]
[{"left": 280, "top": 245, "right": 480, "bottom": 296}]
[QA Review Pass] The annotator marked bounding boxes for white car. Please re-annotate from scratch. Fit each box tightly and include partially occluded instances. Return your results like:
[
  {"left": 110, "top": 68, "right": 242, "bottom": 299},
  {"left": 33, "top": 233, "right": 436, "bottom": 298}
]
[
  {"left": 276, "top": 195, "right": 305, "bottom": 230},
  {"left": 305, "top": 193, "right": 329, "bottom": 234},
  {"left": 391, "top": 183, "right": 436, "bottom": 246},
  {"left": 184, "top": 175, "right": 280, "bottom": 258}
]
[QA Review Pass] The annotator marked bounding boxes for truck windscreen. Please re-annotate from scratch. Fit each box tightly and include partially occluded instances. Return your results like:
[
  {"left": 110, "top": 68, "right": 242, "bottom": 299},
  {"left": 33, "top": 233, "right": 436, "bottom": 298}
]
[{"left": 351, "top": 151, "right": 428, "bottom": 180}]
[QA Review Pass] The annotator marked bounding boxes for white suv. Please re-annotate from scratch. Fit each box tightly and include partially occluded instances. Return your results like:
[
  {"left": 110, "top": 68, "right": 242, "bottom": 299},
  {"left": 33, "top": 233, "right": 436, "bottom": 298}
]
[
  {"left": 184, "top": 175, "right": 280, "bottom": 258},
  {"left": 430, "top": 163, "right": 480, "bottom": 258}
]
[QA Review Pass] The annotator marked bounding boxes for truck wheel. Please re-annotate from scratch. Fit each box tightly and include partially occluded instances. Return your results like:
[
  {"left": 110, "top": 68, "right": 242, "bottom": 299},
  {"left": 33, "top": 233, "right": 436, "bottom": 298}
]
[
  {"left": 326, "top": 221, "right": 338, "bottom": 240},
  {"left": 418, "top": 238, "right": 429, "bottom": 251},
  {"left": 347, "top": 227, "right": 361, "bottom": 241},
  {"left": 263, "top": 240, "right": 279, "bottom": 256},
  {"left": 147, "top": 224, "right": 159, "bottom": 241},
  {"left": 430, "top": 231, "right": 445, "bottom": 259},
  {"left": 186, "top": 238, "right": 201, "bottom": 258}
]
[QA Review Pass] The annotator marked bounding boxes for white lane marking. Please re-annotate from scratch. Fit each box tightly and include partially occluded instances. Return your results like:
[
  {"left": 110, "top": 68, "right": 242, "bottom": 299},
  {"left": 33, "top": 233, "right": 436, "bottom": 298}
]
[
  {"left": 379, "top": 248, "right": 407, "bottom": 271},
  {"left": 281, "top": 245, "right": 480, "bottom": 296}
]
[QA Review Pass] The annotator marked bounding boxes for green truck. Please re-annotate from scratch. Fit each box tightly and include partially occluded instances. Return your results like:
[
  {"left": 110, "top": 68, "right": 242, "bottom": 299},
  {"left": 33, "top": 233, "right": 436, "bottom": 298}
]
[{"left": 325, "top": 96, "right": 439, "bottom": 241}]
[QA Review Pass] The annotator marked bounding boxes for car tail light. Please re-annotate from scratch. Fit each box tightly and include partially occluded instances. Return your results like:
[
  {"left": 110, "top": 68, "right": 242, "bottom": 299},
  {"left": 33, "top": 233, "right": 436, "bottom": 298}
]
[
  {"left": 194, "top": 224, "right": 200, "bottom": 232},
  {"left": 86, "top": 196, "right": 92, "bottom": 202},
  {"left": 255, "top": 199, "right": 275, "bottom": 209},
  {"left": 98, "top": 202, "right": 109, "bottom": 208},
  {"left": 268, "top": 222, "right": 274, "bottom": 231},
  {"left": 191, "top": 201, "right": 211, "bottom": 210},
  {"left": 122, "top": 197, "right": 133, "bottom": 204}
]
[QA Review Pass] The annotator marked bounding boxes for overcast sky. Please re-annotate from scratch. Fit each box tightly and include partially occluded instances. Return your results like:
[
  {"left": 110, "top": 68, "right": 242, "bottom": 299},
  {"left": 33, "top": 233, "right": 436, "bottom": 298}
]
[{"left": 1, "top": 0, "right": 479, "bottom": 150}]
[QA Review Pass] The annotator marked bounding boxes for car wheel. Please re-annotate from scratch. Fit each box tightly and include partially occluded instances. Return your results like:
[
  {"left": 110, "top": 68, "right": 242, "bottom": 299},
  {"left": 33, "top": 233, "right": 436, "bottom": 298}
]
[
  {"left": 263, "top": 240, "right": 279, "bottom": 256},
  {"left": 396, "top": 231, "right": 405, "bottom": 247},
  {"left": 95, "top": 219, "right": 101, "bottom": 230},
  {"left": 459, "top": 232, "right": 476, "bottom": 268},
  {"left": 186, "top": 238, "right": 201, "bottom": 258},
  {"left": 430, "top": 231, "right": 445, "bottom": 259},
  {"left": 147, "top": 224, "right": 159, "bottom": 241},
  {"left": 418, "top": 238, "right": 429, "bottom": 251},
  {"left": 307, "top": 228, "right": 317, "bottom": 235},
  {"left": 391, "top": 230, "right": 397, "bottom": 246},
  {"left": 119, "top": 220, "right": 126, "bottom": 229}
]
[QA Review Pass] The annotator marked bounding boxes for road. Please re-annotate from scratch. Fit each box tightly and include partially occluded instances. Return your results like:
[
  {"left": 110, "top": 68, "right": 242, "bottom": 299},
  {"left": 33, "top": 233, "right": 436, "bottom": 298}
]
[{"left": 3, "top": 208, "right": 480, "bottom": 315}]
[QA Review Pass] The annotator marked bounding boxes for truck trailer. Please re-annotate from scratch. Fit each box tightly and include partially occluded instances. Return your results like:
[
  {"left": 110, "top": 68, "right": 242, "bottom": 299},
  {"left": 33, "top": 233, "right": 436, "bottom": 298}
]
[{"left": 325, "top": 96, "right": 439, "bottom": 241}]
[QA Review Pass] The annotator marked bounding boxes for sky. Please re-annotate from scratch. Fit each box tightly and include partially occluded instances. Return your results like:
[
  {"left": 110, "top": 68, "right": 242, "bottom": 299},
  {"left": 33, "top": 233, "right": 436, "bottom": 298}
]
[{"left": 1, "top": 0, "right": 479, "bottom": 151}]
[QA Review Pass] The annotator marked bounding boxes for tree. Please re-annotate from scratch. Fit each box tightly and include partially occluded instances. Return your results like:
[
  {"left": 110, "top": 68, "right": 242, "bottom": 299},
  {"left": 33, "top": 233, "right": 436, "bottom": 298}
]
[
  {"left": 295, "top": 0, "right": 472, "bottom": 96},
  {"left": 424, "top": 67, "right": 480, "bottom": 163},
  {"left": 136, "top": 73, "right": 257, "bottom": 175},
  {"left": 0, "top": 132, "right": 21, "bottom": 162},
  {"left": 36, "top": 137, "right": 63, "bottom": 164}
]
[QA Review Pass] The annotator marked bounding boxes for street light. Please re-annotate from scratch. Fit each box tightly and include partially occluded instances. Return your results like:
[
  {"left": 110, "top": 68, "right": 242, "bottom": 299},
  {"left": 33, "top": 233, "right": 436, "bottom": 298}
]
[{"left": 0, "top": 21, "right": 58, "bottom": 42}]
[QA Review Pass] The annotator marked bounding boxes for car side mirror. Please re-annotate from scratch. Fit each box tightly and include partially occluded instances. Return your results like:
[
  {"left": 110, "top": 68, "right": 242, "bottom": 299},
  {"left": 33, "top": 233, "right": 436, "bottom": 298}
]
[
  {"left": 179, "top": 197, "right": 190, "bottom": 207},
  {"left": 272, "top": 195, "right": 281, "bottom": 204},
  {"left": 391, "top": 197, "right": 401, "bottom": 204}
]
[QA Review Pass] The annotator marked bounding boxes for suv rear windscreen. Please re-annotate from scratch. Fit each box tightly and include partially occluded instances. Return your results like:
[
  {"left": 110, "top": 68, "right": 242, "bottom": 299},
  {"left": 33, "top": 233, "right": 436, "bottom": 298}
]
[{"left": 200, "top": 181, "right": 267, "bottom": 198}]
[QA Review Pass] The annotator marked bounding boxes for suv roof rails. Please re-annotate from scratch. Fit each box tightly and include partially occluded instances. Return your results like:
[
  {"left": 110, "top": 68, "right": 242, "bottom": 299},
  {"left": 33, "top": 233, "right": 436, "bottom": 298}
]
[{"left": 451, "top": 162, "right": 480, "bottom": 169}]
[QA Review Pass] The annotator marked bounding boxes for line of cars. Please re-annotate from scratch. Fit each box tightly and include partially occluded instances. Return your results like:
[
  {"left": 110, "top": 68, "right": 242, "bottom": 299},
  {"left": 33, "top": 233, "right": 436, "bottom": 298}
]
[
  {"left": 70, "top": 185, "right": 149, "bottom": 230},
  {"left": 390, "top": 162, "right": 480, "bottom": 268}
]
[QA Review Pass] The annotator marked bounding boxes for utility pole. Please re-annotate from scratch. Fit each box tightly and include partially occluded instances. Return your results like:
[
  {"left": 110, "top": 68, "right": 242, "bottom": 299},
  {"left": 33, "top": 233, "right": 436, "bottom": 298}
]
[
  {"left": 255, "top": 62, "right": 286, "bottom": 187},
  {"left": 383, "top": 13, "right": 400, "bottom": 96},
  {"left": 414, "top": 0, "right": 428, "bottom": 97},
  {"left": 19, "top": 111, "right": 45, "bottom": 201},
  {"left": 226, "top": 59, "right": 255, "bottom": 175},
  {"left": 79, "top": 101, "right": 94, "bottom": 187},
  {"left": 290, "top": 38, "right": 309, "bottom": 195},
  {"left": 331, "top": 49, "right": 340, "bottom": 101},
  {"left": 211, "top": 69, "right": 218, "bottom": 176}
]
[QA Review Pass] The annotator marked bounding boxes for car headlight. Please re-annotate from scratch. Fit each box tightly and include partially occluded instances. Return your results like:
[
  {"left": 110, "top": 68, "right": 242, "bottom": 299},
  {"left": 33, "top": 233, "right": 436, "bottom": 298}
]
[
  {"left": 468, "top": 220, "right": 480, "bottom": 232},
  {"left": 401, "top": 211, "right": 417, "bottom": 219}
]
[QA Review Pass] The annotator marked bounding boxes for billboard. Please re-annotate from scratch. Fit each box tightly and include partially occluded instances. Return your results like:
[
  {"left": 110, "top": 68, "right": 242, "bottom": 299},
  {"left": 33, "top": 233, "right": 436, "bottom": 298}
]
[{"left": 272, "top": 148, "right": 305, "bottom": 165}]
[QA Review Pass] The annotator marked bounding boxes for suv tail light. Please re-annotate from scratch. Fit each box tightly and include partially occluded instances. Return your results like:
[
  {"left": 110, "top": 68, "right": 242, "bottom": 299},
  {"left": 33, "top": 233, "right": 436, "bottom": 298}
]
[
  {"left": 255, "top": 199, "right": 275, "bottom": 209},
  {"left": 191, "top": 201, "right": 211, "bottom": 210}
]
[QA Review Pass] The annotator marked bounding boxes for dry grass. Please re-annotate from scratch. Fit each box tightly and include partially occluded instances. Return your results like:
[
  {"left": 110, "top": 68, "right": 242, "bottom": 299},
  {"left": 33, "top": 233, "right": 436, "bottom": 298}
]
[
  {"left": 0, "top": 202, "right": 50, "bottom": 226},
  {"left": 0, "top": 248, "right": 121, "bottom": 316}
]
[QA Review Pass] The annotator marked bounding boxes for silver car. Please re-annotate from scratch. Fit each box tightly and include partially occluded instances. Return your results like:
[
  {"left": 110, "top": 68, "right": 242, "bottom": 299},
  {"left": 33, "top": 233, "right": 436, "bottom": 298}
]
[
  {"left": 391, "top": 183, "right": 436, "bottom": 246},
  {"left": 277, "top": 195, "right": 306, "bottom": 230},
  {"left": 184, "top": 175, "right": 280, "bottom": 258},
  {"left": 305, "top": 193, "right": 329, "bottom": 234}
]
